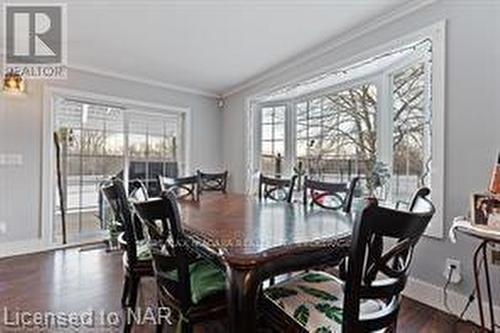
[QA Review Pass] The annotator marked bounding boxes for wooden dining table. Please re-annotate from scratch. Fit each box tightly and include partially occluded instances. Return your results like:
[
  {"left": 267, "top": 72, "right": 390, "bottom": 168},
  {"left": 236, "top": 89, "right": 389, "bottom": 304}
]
[{"left": 178, "top": 193, "right": 355, "bottom": 333}]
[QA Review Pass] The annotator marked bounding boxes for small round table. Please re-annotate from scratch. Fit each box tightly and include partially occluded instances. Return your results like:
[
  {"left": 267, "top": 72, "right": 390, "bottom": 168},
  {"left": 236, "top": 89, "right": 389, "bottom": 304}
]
[{"left": 451, "top": 220, "right": 500, "bottom": 332}]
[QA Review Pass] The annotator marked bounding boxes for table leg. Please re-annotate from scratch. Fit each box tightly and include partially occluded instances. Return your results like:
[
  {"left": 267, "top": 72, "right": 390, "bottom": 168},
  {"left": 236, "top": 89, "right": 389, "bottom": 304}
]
[
  {"left": 474, "top": 242, "right": 486, "bottom": 331},
  {"left": 482, "top": 241, "right": 496, "bottom": 332},
  {"left": 474, "top": 241, "right": 487, "bottom": 332},
  {"left": 226, "top": 265, "right": 260, "bottom": 333}
]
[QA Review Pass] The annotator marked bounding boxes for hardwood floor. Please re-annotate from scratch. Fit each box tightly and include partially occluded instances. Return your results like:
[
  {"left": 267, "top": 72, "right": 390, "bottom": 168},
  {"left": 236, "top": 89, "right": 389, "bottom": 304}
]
[{"left": 0, "top": 246, "right": 480, "bottom": 332}]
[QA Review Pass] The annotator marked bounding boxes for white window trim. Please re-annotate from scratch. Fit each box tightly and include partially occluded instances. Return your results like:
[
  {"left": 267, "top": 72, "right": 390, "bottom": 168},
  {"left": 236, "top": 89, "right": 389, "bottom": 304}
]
[
  {"left": 41, "top": 86, "right": 192, "bottom": 246},
  {"left": 246, "top": 21, "right": 446, "bottom": 238}
]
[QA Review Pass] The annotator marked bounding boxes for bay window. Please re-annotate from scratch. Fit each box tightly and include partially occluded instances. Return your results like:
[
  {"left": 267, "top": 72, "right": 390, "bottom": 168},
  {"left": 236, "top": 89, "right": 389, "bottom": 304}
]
[{"left": 250, "top": 22, "right": 445, "bottom": 237}]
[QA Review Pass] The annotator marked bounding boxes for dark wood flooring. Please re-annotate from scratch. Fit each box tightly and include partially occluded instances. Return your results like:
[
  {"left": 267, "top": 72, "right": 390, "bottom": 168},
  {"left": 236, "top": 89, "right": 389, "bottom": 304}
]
[{"left": 0, "top": 246, "right": 480, "bottom": 332}]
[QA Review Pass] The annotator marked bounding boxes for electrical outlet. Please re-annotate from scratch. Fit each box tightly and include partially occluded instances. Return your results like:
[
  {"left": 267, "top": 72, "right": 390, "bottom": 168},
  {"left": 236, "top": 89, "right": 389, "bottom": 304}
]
[
  {"left": 443, "top": 258, "right": 461, "bottom": 284},
  {"left": 0, "top": 222, "right": 6, "bottom": 235}
]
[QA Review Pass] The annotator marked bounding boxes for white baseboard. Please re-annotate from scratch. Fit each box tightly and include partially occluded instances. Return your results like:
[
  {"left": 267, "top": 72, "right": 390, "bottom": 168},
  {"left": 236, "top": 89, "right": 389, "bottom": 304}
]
[
  {"left": 0, "top": 236, "right": 106, "bottom": 259},
  {"left": 404, "top": 276, "right": 500, "bottom": 330}
]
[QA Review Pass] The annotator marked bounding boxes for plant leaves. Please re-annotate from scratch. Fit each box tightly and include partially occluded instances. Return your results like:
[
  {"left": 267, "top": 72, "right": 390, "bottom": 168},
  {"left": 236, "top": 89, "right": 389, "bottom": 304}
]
[
  {"left": 302, "top": 273, "right": 334, "bottom": 283},
  {"left": 315, "top": 303, "right": 343, "bottom": 324},
  {"left": 293, "top": 304, "right": 310, "bottom": 326},
  {"left": 315, "top": 327, "right": 333, "bottom": 333},
  {"left": 265, "top": 287, "right": 298, "bottom": 300},
  {"left": 297, "top": 285, "right": 338, "bottom": 302}
]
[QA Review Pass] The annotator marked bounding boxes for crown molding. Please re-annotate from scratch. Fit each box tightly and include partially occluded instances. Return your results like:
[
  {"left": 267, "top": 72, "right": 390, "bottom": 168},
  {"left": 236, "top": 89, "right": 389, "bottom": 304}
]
[
  {"left": 221, "top": 0, "right": 437, "bottom": 98},
  {"left": 69, "top": 63, "right": 220, "bottom": 98}
]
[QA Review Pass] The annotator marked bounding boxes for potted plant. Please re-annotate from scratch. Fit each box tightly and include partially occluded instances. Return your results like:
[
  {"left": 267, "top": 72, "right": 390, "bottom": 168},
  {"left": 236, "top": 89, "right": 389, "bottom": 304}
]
[{"left": 368, "top": 161, "right": 391, "bottom": 201}]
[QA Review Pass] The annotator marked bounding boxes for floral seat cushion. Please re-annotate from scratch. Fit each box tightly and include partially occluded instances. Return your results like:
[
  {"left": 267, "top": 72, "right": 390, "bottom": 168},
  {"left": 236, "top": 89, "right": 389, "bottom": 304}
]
[
  {"left": 264, "top": 271, "right": 385, "bottom": 333},
  {"left": 164, "top": 259, "right": 226, "bottom": 304}
]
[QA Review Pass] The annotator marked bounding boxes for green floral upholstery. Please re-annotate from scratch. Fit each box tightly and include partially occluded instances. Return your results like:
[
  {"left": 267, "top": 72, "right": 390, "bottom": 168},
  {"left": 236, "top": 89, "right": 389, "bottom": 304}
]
[
  {"left": 164, "top": 259, "right": 226, "bottom": 304},
  {"left": 264, "top": 271, "right": 385, "bottom": 333},
  {"left": 136, "top": 240, "right": 153, "bottom": 261}
]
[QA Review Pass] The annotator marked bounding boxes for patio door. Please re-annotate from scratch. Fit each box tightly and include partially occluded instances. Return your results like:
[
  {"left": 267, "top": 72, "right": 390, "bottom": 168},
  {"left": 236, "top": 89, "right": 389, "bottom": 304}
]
[{"left": 52, "top": 96, "right": 184, "bottom": 244}]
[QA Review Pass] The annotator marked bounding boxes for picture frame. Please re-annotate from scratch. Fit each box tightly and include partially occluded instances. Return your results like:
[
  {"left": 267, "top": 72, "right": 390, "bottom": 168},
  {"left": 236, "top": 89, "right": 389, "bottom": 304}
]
[{"left": 471, "top": 193, "right": 500, "bottom": 228}]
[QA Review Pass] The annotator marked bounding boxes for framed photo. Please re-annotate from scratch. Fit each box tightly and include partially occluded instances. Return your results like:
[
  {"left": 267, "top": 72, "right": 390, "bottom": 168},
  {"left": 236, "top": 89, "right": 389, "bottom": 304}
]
[{"left": 471, "top": 193, "right": 500, "bottom": 228}]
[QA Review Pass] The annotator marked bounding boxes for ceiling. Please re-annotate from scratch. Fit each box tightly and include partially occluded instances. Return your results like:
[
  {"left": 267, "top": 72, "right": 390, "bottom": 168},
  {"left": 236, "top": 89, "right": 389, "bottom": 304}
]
[{"left": 3, "top": 0, "right": 417, "bottom": 96}]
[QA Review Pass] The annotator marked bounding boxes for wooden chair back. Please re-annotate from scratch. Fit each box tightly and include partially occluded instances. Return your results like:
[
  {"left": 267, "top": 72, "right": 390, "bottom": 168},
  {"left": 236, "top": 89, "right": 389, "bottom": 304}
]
[
  {"left": 101, "top": 178, "right": 139, "bottom": 267},
  {"left": 158, "top": 175, "right": 199, "bottom": 201},
  {"left": 342, "top": 187, "right": 435, "bottom": 331},
  {"left": 303, "top": 176, "right": 359, "bottom": 212},
  {"left": 133, "top": 192, "right": 194, "bottom": 311},
  {"left": 197, "top": 170, "right": 228, "bottom": 195},
  {"left": 129, "top": 179, "right": 149, "bottom": 202},
  {"left": 258, "top": 174, "right": 297, "bottom": 203}
]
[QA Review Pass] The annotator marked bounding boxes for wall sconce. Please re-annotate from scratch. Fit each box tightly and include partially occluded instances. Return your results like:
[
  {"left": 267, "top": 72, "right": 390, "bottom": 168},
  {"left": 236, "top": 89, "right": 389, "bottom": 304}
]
[{"left": 3, "top": 72, "right": 26, "bottom": 95}]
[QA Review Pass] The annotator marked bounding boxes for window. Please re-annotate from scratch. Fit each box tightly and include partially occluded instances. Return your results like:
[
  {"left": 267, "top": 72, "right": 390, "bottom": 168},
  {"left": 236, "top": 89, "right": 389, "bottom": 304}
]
[
  {"left": 295, "top": 84, "right": 377, "bottom": 183},
  {"left": 260, "top": 105, "right": 285, "bottom": 175},
  {"left": 53, "top": 97, "right": 185, "bottom": 242},
  {"left": 249, "top": 22, "right": 445, "bottom": 237},
  {"left": 391, "top": 62, "right": 431, "bottom": 203}
]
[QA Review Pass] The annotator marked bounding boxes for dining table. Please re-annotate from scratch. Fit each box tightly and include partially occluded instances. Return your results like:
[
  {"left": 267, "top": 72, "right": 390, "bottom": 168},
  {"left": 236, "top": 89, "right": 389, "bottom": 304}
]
[{"left": 178, "top": 192, "right": 355, "bottom": 333}]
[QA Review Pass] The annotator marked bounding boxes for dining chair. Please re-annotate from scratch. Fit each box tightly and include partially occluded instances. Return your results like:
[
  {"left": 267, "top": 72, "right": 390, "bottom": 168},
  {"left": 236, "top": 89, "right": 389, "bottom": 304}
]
[
  {"left": 303, "top": 176, "right": 360, "bottom": 213},
  {"left": 133, "top": 191, "right": 227, "bottom": 333},
  {"left": 262, "top": 187, "right": 435, "bottom": 333},
  {"left": 258, "top": 174, "right": 297, "bottom": 203},
  {"left": 158, "top": 175, "right": 199, "bottom": 201},
  {"left": 395, "top": 187, "right": 432, "bottom": 212},
  {"left": 100, "top": 178, "right": 153, "bottom": 333},
  {"left": 196, "top": 170, "right": 228, "bottom": 195}
]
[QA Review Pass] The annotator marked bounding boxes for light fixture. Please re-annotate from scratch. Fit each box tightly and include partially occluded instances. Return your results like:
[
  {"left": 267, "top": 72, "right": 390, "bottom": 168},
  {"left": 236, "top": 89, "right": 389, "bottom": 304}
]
[{"left": 3, "top": 72, "right": 26, "bottom": 95}]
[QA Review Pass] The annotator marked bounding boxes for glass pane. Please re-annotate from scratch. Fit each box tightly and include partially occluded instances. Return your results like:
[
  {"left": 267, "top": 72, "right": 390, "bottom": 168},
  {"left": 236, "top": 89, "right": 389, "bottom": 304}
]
[
  {"left": 129, "top": 161, "right": 147, "bottom": 180},
  {"left": 261, "top": 141, "right": 274, "bottom": 155},
  {"left": 274, "top": 123, "right": 284, "bottom": 140},
  {"left": 149, "top": 135, "right": 165, "bottom": 159},
  {"left": 296, "top": 119, "right": 308, "bottom": 140},
  {"left": 295, "top": 84, "right": 377, "bottom": 182},
  {"left": 262, "top": 124, "right": 273, "bottom": 141},
  {"left": 165, "top": 137, "right": 176, "bottom": 160},
  {"left": 148, "top": 162, "right": 163, "bottom": 179},
  {"left": 105, "top": 132, "right": 124, "bottom": 156},
  {"left": 296, "top": 139, "right": 308, "bottom": 158},
  {"left": 60, "top": 156, "right": 82, "bottom": 212},
  {"left": 261, "top": 155, "right": 276, "bottom": 176},
  {"left": 63, "top": 128, "right": 81, "bottom": 156},
  {"left": 391, "top": 62, "right": 429, "bottom": 202},
  {"left": 80, "top": 130, "right": 105, "bottom": 156},
  {"left": 274, "top": 140, "right": 284, "bottom": 155},
  {"left": 102, "top": 156, "right": 123, "bottom": 177},
  {"left": 80, "top": 157, "right": 104, "bottom": 210},
  {"left": 129, "top": 134, "right": 147, "bottom": 158},
  {"left": 262, "top": 107, "right": 274, "bottom": 123},
  {"left": 274, "top": 106, "right": 285, "bottom": 123}
]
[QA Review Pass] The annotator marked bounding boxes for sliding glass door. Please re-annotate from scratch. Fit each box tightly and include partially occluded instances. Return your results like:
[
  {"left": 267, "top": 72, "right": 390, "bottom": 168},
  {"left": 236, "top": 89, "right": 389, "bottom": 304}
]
[{"left": 53, "top": 96, "right": 185, "bottom": 243}]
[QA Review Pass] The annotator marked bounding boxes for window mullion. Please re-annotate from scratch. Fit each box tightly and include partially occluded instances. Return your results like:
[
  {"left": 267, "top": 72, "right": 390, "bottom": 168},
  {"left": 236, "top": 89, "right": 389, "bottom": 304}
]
[
  {"left": 377, "top": 73, "right": 394, "bottom": 181},
  {"left": 284, "top": 101, "right": 294, "bottom": 176}
]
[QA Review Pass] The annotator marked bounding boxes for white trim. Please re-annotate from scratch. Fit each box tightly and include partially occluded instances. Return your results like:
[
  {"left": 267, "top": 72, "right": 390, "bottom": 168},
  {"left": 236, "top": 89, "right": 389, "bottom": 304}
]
[
  {"left": 70, "top": 63, "right": 220, "bottom": 99},
  {"left": 41, "top": 86, "right": 192, "bottom": 246},
  {"left": 403, "top": 276, "right": 500, "bottom": 330},
  {"left": 222, "top": 0, "right": 437, "bottom": 98},
  {"left": 0, "top": 236, "right": 105, "bottom": 259}
]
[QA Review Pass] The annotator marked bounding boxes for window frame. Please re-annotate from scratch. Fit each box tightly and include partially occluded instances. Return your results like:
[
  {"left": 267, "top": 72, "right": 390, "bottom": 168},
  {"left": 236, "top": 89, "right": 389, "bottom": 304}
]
[{"left": 248, "top": 21, "right": 445, "bottom": 238}]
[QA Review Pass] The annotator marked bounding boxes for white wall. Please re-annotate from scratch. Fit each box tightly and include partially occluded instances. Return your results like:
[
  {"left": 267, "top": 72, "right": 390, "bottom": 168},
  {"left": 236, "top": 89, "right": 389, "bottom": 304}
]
[
  {"left": 223, "top": 0, "right": 500, "bottom": 301},
  {"left": 0, "top": 68, "right": 223, "bottom": 245}
]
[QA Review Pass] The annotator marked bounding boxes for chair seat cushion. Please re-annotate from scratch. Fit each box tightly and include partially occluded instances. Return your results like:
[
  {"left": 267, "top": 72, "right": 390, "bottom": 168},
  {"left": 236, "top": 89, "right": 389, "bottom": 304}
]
[
  {"left": 136, "top": 240, "right": 153, "bottom": 261},
  {"left": 164, "top": 259, "right": 226, "bottom": 305},
  {"left": 264, "top": 271, "right": 385, "bottom": 333}
]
